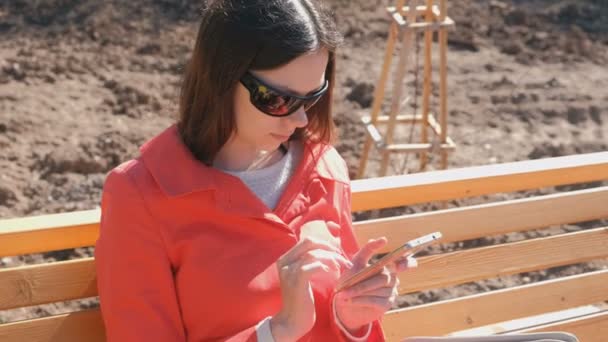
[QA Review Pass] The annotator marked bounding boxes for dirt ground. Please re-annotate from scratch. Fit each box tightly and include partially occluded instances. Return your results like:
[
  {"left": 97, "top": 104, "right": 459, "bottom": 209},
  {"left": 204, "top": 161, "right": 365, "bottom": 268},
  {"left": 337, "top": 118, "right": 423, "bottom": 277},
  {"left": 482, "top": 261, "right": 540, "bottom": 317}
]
[{"left": 1, "top": 0, "right": 607, "bottom": 324}]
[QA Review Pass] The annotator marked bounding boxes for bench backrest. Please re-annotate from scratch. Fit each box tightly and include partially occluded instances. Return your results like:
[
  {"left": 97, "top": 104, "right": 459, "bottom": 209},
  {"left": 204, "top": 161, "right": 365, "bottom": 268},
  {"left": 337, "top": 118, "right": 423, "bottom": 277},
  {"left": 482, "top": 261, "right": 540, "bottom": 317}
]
[{"left": 1, "top": 151, "right": 608, "bottom": 341}]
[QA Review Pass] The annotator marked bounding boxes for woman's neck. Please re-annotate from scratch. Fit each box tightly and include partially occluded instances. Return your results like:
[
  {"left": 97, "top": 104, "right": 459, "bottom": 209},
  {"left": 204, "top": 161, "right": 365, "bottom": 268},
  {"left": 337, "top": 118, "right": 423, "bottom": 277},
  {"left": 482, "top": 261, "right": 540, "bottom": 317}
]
[{"left": 213, "top": 138, "right": 287, "bottom": 172}]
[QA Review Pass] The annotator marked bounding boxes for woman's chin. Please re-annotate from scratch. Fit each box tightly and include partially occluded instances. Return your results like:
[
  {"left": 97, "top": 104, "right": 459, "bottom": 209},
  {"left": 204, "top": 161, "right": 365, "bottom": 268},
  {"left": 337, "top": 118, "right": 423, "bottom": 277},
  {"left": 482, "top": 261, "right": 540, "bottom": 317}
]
[{"left": 259, "top": 138, "right": 283, "bottom": 151}]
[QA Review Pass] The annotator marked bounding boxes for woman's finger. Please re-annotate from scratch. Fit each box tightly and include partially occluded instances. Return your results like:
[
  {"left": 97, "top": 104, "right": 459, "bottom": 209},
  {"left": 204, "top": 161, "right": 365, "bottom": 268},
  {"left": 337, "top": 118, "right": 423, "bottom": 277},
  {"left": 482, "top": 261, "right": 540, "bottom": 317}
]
[
  {"left": 347, "top": 295, "right": 395, "bottom": 311},
  {"left": 280, "top": 237, "right": 342, "bottom": 266},
  {"left": 308, "top": 249, "right": 353, "bottom": 270},
  {"left": 303, "top": 249, "right": 352, "bottom": 271},
  {"left": 343, "top": 286, "right": 394, "bottom": 299},
  {"left": 351, "top": 237, "right": 388, "bottom": 267},
  {"left": 340, "top": 268, "right": 396, "bottom": 297},
  {"left": 282, "top": 259, "right": 331, "bottom": 283},
  {"left": 282, "top": 248, "right": 352, "bottom": 279}
]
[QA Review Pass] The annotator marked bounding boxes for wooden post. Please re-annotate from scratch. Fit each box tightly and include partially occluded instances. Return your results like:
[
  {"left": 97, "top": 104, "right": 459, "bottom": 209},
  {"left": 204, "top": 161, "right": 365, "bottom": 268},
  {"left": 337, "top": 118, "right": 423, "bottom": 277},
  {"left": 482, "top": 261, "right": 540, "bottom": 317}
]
[
  {"left": 439, "top": 0, "right": 448, "bottom": 170},
  {"left": 356, "top": 0, "right": 454, "bottom": 179},
  {"left": 379, "top": 0, "right": 419, "bottom": 177},
  {"left": 357, "top": 0, "right": 405, "bottom": 179},
  {"left": 420, "top": 0, "right": 433, "bottom": 171}
]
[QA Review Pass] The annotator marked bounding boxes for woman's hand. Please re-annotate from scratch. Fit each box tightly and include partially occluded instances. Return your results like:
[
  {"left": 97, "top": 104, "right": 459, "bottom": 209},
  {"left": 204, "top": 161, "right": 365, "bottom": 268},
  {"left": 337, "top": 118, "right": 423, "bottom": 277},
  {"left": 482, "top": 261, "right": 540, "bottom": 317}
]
[
  {"left": 334, "top": 237, "right": 418, "bottom": 334},
  {"left": 270, "top": 222, "right": 353, "bottom": 342}
]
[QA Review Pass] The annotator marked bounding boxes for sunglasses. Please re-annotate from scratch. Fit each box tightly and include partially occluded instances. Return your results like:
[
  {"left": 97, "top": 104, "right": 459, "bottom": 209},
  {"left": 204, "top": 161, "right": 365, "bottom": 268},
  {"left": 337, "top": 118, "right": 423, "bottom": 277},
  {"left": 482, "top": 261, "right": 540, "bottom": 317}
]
[{"left": 240, "top": 71, "right": 329, "bottom": 117}]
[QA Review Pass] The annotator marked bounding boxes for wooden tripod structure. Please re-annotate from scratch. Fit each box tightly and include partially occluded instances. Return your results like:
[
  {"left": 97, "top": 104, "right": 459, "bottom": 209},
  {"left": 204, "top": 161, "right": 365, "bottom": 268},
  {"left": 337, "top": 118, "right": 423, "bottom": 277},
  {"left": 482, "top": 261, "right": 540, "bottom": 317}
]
[{"left": 356, "top": 0, "right": 456, "bottom": 179}]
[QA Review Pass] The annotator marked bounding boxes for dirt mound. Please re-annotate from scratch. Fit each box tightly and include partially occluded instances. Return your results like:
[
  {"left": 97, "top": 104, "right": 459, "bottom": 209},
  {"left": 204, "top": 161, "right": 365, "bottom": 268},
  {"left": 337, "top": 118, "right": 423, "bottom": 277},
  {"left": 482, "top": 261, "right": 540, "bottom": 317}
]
[
  {"left": 449, "top": 0, "right": 608, "bottom": 64},
  {"left": 1, "top": 0, "right": 202, "bottom": 39}
]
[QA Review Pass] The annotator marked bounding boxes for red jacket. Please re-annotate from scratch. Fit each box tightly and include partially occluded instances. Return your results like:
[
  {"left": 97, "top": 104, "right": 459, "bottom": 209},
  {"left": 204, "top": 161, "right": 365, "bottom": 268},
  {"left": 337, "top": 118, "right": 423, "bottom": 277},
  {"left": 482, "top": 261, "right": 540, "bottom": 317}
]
[{"left": 95, "top": 124, "right": 385, "bottom": 341}]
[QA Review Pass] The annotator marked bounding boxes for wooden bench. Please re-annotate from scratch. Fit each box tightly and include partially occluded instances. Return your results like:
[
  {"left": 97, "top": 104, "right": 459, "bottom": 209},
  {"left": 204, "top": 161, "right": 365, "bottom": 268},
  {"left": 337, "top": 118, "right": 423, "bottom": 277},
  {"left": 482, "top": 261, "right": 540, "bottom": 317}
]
[{"left": 1, "top": 151, "right": 607, "bottom": 341}]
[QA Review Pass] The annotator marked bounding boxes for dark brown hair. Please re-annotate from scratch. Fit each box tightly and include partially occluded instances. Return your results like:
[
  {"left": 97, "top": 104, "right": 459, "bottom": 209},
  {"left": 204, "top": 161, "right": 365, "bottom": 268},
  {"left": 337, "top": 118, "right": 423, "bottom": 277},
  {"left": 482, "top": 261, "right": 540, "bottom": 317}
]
[{"left": 178, "top": 0, "right": 342, "bottom": 165}]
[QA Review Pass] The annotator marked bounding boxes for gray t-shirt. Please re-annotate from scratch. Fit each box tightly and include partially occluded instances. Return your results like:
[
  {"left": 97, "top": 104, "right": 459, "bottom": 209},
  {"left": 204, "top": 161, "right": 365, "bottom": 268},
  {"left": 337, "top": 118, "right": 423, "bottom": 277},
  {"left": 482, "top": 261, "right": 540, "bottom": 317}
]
[{"left": 223, "top": 141, "right": 303, "bottom": 210}]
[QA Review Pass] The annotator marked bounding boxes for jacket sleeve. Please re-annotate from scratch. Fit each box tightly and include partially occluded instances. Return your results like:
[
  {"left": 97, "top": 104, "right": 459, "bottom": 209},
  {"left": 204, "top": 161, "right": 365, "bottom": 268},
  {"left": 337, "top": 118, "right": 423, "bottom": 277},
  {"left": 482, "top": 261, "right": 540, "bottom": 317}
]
[
  {"left": 330, "top": 179, "right": 386, "bottom": 342},
  {"left": 96, "top": 168, "right": 265, "bottom": 342},
  {"left": 95, "top": 168, "right": 187, "bottom": 341}
]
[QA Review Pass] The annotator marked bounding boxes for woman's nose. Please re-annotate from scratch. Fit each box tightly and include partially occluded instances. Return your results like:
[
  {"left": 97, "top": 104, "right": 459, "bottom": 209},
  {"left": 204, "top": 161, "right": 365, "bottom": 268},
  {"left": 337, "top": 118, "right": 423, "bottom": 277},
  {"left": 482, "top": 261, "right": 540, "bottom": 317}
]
[{"left": 287, "top": 106, "right": 309, "bottom": 128}]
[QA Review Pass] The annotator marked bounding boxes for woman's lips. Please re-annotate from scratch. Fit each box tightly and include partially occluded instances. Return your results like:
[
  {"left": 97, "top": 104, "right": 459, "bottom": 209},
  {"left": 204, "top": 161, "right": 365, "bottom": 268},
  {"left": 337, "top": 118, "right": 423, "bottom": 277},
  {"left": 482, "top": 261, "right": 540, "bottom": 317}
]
[{"left": 270, "top": 133, "right": 290, "bottom": 141}]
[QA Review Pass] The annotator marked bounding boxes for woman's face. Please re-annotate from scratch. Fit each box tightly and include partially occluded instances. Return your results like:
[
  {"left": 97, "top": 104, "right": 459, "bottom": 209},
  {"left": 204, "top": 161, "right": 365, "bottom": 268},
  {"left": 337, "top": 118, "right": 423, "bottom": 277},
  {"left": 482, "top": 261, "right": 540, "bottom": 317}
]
[{"left": 232, "top": 49, "right": 329, "bottom": 152}]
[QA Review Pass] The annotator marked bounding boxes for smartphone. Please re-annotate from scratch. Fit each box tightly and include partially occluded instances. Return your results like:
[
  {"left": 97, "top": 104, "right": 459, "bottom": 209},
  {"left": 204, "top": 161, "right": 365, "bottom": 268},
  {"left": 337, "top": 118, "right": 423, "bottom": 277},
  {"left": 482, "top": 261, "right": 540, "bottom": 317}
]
[{"left": 335, "top": 232, "right": 442, "bottom": 292}]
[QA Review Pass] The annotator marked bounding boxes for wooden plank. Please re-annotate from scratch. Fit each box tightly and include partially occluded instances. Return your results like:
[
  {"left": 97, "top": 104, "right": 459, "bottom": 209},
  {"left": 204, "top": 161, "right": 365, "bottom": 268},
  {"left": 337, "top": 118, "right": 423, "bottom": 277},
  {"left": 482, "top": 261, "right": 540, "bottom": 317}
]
[
  {"left": 351, "top": 151, "right": 608, "bottom": 211},
  {"left": 394, "top": 227, "right": 608, "bottom": 294},
  {"left": 431, "top": 6, "right": 456, "bottom": 27},
  {"left": 427, "top": 112, "right": 456, "bottom": 147},
  {"left": 362, "top": 120, "right": 385, "bottom": 149},
  {"left": 2, "top": 155, "right": 608, "bottom": 255},
  {"left": 379, "top": 0, "right": 419, "bottom": 177},
  {"left": 387, "top": 5, "right": 456, "bottom": 30},
  {"left": 448, "top": 305, "right": 602, "bottom": 336},
  {"left": 356, "top": 0, "right": 405, "bottom": 179},
  {"left": 382, "top": 270, "right": 608, "bottom": 340},
  {"left": 0, "top": 309, "right": 105, "bottom": 342},
  {"left": 392, "top": 17, "right": 455, "bottom": 31},
  {"left": 438, "top": 0, "right": 448, "bottom": 169},
  {"left": 386, "top": 5, "right": 434, "bottom": 16},
  {"left": 363, "top": 114, "right": 426, "bottom": 124},
  {"left": 420, "top": 0, "right": 433, "bottom": 171},
  {"left": 354, "top": 186, "right": 608, "bottom": 252},
  {"left": 0, "top": 209, "right": 100, "bottom": 257},
  {"left": 0, "top": 258, "right": 97, "bottom": 310},
  {"left": 519, "top": 310, "right": 608, "bottom": 342},
  {"left": 385, "top": 142, "right": 455, "bottom": 152},
  {"left": 2, "top": 160, "right": 607, "bottom": 256},
  {"left": 361, "top": 114, "right": 457, "bottom": 152}
]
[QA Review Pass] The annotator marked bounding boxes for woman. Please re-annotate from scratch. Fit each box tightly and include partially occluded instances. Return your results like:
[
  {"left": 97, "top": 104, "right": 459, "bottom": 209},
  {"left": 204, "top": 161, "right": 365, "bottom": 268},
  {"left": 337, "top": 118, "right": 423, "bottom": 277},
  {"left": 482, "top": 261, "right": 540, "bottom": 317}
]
[{"left": 95, "top": 1, "right": 412, "bottom": 340}]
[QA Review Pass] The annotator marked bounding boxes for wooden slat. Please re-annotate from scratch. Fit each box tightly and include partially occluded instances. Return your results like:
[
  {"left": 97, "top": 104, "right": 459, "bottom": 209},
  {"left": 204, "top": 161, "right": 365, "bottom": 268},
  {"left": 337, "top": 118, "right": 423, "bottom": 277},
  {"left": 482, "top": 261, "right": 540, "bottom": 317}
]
[
  {"left": 519, "top": 310, "right": 608, "bottom": 342},
  {"left": 0, "top": 258, "right": 97, "bottom": 310},
  {"left": 2, "top": 153, "right": 607, "bottom": 256},
  {"left": 363, "top": 114, "right": 427, "bottom": 124},
  {"left": 351, "top": 151, "right": 608, "bottom": 211},
  {"left": 0, "top": 209, "right": 100, "bottom": 257},
  {"left": 392, "top": 16, "right": 455, "bottom": 31},
  {"left": 427, "top": 113, "right": 457, "bottom": 149},
  {"left": 3, "top": 184, "right": 607, "bottom": 258},
  {"left": 0, "top": 309, "right": 105, "bottom": 342},
  {"left": 382, "top": 270, "right": 608, "bottom": 340},
  {"left": 448, "top": 305, "right": 602, "bottom": 336},
  {"left": 354, "top": 186, "right": 608, "bottom": 253},
  {"left": 386, "top": 4, "right": 434, "bottom": 15},
  {"left": 396, "top": 227, "right": 608, "bottom": 294},
  {"left": 385, "top": 142, "right": 455, "bottom": 152}
]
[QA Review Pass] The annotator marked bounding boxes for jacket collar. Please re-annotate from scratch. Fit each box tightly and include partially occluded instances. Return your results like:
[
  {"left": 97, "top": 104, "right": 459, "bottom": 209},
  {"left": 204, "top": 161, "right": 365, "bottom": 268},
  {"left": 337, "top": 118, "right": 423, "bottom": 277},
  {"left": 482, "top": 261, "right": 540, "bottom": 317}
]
[{"left": 139, "top": 124, "right": 349, "bottom": 198}]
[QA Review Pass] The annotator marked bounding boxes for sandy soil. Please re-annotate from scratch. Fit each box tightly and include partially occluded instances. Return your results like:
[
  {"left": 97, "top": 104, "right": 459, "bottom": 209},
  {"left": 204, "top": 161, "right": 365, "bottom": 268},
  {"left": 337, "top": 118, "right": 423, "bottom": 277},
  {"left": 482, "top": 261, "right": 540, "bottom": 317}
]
[{"left": 1, "top": 0, "right": 607, "bottom": 323}]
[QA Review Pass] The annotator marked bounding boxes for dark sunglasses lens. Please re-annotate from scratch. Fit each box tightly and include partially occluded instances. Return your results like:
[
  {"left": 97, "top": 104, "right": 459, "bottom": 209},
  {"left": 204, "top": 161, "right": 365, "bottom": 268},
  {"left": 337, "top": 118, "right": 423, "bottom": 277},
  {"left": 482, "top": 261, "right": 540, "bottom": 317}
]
[
  {"left": 251, "top": 87, "right": 298, "bottom": 115},
  {"left": 245, "top": 75, "right": 326, "bottom": 116}
]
